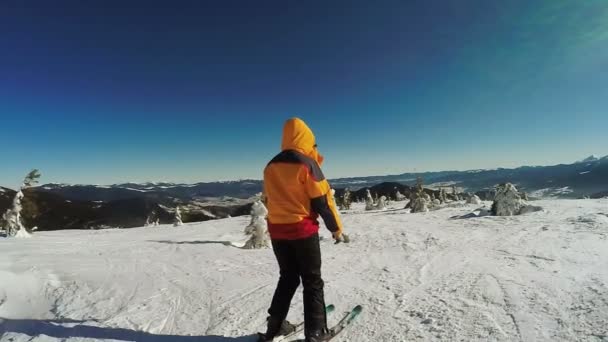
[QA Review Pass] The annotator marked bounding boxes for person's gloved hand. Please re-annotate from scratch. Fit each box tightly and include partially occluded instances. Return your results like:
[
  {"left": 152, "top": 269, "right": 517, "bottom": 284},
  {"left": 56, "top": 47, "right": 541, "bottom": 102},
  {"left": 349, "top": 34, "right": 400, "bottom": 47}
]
[{"left": 332, "top": 231, "right": 350, "bottom": 244}]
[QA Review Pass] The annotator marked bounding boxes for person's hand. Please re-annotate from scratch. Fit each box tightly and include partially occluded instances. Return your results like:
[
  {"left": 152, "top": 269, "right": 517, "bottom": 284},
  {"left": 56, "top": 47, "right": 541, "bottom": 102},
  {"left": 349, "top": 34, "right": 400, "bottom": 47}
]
[{"left": 333, "top": 231, "right": 350, "bottom": 244}]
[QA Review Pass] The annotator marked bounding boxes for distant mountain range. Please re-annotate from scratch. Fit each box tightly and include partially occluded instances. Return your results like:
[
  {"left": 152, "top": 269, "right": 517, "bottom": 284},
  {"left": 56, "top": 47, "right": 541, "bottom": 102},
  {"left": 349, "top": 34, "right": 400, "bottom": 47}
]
[
  {"left": 1, "top": 155, "right": 606, "bottom": 231},
  {"left": 32, "top": 154, "right": 608, "bottom": 201},
  {"left": 330, "top": 154, "right": 608, "bottom": 199}
]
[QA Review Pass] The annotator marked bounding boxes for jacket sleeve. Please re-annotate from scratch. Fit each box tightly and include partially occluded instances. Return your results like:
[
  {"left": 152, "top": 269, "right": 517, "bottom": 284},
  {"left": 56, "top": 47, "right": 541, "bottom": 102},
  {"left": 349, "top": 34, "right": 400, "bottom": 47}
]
[{"left": 305, "top": 169, "right": 343, "bottom": 234}]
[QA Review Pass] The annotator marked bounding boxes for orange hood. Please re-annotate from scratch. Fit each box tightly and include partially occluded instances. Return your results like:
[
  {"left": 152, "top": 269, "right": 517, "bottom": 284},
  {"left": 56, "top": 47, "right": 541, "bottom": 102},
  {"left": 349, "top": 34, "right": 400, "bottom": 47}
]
[{"left": 281, "top": 118, "right": 324, "bottom": 165}]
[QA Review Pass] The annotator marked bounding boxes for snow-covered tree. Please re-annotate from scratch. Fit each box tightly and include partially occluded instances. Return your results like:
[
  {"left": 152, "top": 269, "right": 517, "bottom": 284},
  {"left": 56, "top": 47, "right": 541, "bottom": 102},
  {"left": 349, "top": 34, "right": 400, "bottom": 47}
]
[
  {"left": 243, "top": 200, "right": 270, "bottom": 249},
  {"left": 408, "top": 179, "right": 430, "bottom": 213},
  {"left": 395, "top": 189, "right": 406, "bottom": 201},
  {"left": 2, "top": 169, "right": 41, "bottom": 238},
  {"left": 422, "top": 192, "right": 431, "bottom": 202},
  {"left": 439, "top": 188, "right": 447, "bottom": 203},
  {"left": 411, "top": 197, "right": 429, "bottom": 213},
  {"left": 340, "top": 188, "right": 352, "bottom": 210},
  {"left": 467, "top": 194, "right": 482, "bottom": 205},
  {"left": 145, "top": 210, "right": 157, "bottom": 227},
  {"left": 376, "top": 196, "right": 387, "bottom": 210},
  {"left": 492, "top": 183, "right": 523, "bottom": 216},
  {"left": 173, "top": 206, "right": 184, "bottom": 226},
  {"left": 365, "top": 189, "right": 375, "bottom": 211}
]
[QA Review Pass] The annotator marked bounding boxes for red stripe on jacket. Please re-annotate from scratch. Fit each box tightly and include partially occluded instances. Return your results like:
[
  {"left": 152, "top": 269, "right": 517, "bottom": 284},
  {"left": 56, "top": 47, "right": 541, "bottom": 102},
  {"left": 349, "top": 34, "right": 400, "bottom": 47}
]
[{"left": 267, "top": 217, "right": 320, "bottom": 240}]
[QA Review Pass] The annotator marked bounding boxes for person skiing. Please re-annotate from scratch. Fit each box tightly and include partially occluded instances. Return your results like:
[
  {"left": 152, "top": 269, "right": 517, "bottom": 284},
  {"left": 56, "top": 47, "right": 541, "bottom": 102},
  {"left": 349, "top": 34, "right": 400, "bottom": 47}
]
[{"left": 259, "top": 117, "right": 346, "bottom": 342}]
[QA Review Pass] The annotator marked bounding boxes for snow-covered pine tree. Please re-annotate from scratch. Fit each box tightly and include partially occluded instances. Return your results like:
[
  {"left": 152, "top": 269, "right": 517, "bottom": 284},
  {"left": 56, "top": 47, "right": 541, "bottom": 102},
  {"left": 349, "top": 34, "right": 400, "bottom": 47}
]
[
  {"left": 243, "top": 200, "right": 270, "bottom": 249},
  {"left": 409, "top": 178, "right": 430, "bottom": 213},
  {"left": 375, "top": 195, "right": 387, "bottom": 210},
  {"left": 365, "top": 189, "right": 375, "bottom": 211},
  {"left": 395, "top": 189, "right": 406, "bottom": 201},
  {"left": 411, "top": 196, "right": 429, "bottom": 213},
  {"left": 492, "top": 183, "right": 523, "bottom": 216},
  {"left": 145, "top": 210, "right": 156, "bottom": 227},
  {"left": 173, "top": 206, "right": 184, "bottom": 226},
  {"left": 2, "top": 169, "right": 41, "bottom": 238},
  {"left": 439, "top": 188, "right": 447, "bottom": 203},
  {"left": 340, "top": 188, "right": 352, "bottom": 210},
  {"left": 467, "top": 194, "right": 482, "bottom": 205}
]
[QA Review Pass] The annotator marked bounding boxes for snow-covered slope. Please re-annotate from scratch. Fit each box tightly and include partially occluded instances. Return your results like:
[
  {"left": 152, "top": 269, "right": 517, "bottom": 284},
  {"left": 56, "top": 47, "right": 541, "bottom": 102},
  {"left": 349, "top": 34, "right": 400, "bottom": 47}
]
[{"left": 1, "top": 200, "right": 608, "bottom": 341}]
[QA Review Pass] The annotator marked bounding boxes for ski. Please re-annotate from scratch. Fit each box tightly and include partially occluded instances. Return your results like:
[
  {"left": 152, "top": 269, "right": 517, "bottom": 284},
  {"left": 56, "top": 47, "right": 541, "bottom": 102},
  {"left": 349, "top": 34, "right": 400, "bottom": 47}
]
[
  {"left": 327, "top": 305, "right": 362, "bottom": 339},
  {"left": 257, "top": 304, "right": 335, "bottom": 342},
  {"left": 290, "top": 305, "right": 363, "bottom": 341}
]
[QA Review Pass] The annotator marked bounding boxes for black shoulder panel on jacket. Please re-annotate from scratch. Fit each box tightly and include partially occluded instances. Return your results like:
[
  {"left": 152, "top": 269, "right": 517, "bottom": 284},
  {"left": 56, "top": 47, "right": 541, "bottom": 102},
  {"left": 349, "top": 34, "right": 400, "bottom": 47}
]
[{"left": 268, "top": 150, "right": 325, "bottom": 181}]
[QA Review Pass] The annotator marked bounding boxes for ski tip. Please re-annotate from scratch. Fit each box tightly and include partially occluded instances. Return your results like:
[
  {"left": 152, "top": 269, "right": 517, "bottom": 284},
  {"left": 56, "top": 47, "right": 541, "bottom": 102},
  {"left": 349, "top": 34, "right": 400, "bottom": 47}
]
[{"left": 353, "top": 305, "right": 363, "bottom": 313}]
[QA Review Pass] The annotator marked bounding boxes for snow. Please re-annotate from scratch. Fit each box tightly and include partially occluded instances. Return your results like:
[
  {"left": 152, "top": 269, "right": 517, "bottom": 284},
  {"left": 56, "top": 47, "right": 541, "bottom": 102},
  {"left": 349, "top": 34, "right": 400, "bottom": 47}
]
[
  {"left": 530, "top": 187, "right": 574, "bottom": 199},
  {"left": 577, "top": 155, "right": 600, "bottom": 163},
  {"left": 467, "top": 195, "right": 482, "bottom": 205},
  {"left": 580, "top": 171, "right": 591, "bottom": 175},
  {"left": 1, "top": 199, "right": 608, "bottom": 341},
  {"left": 426, "top": 181, "right": 459, "bottom": 190}
]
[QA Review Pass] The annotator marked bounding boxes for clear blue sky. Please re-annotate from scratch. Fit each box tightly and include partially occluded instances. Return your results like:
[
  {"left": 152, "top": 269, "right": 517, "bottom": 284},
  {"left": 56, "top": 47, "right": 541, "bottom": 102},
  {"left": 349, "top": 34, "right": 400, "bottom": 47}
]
[{"left": 1, "top": 0, "right": 607, "bottom": 188}]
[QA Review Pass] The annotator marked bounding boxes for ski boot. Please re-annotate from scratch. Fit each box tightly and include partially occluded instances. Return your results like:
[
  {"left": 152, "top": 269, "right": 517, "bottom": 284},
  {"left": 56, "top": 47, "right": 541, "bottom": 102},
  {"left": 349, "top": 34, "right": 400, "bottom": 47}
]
[{"left": 257, "top": 316, "right": 296, "bottom": 341}]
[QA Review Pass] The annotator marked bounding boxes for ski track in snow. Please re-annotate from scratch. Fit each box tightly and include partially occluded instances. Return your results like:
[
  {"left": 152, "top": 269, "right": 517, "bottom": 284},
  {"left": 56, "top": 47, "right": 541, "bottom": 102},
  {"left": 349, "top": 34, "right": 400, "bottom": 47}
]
[{"left": 1, "top": 199, "right": 608, "bottom": 341}]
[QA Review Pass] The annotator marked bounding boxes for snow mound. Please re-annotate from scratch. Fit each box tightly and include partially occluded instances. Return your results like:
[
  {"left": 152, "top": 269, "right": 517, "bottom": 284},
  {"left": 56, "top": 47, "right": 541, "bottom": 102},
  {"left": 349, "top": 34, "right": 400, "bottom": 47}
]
[{"left": 0, "top": 270, "right": 60, "bottom": 319}]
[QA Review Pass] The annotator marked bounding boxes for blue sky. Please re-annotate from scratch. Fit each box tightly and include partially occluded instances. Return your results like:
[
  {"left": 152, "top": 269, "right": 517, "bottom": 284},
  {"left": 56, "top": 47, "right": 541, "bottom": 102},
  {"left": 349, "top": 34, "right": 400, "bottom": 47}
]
[{"left": 1, "top": 0, "right": 607, "bottom": 187}]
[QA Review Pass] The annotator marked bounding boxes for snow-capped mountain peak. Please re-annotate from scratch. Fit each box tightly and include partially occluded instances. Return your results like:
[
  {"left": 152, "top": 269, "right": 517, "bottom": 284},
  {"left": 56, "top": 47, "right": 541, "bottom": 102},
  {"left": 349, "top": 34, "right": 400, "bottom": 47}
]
[{"left": 577, "top": 155, "right": 600, "bottom": 163}]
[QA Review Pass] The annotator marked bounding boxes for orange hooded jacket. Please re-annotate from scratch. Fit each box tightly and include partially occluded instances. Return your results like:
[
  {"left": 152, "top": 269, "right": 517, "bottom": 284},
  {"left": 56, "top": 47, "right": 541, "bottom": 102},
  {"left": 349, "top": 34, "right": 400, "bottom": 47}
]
[{"left": 263, "top": 118, "right": 343, "bottom": 240}]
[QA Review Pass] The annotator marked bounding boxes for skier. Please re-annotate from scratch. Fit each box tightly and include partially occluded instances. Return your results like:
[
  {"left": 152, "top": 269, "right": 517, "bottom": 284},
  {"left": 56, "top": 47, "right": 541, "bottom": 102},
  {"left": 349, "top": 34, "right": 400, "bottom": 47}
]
[{"left": 260, "top": 117, "right": 346, "bottom": 342}]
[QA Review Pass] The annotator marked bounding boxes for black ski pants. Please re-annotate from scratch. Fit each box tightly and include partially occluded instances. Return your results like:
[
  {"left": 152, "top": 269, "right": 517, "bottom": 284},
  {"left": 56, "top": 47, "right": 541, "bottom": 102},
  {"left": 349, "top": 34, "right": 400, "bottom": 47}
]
[{"left": 268, "top": 233, "right": 327, "bottom": 334}]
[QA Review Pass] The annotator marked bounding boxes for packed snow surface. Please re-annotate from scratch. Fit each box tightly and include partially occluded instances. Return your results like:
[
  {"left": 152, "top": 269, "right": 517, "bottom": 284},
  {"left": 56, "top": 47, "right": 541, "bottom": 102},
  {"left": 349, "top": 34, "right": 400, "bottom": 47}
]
[{"left": 1, "top": 199, "right": 608, "bottom": 341}]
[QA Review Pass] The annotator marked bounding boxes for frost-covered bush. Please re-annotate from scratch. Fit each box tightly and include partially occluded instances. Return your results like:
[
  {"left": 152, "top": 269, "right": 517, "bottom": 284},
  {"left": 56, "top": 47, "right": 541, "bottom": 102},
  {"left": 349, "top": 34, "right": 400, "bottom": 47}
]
[{"left": 243, "top": 200, "right": 270, "bottom": 249}]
